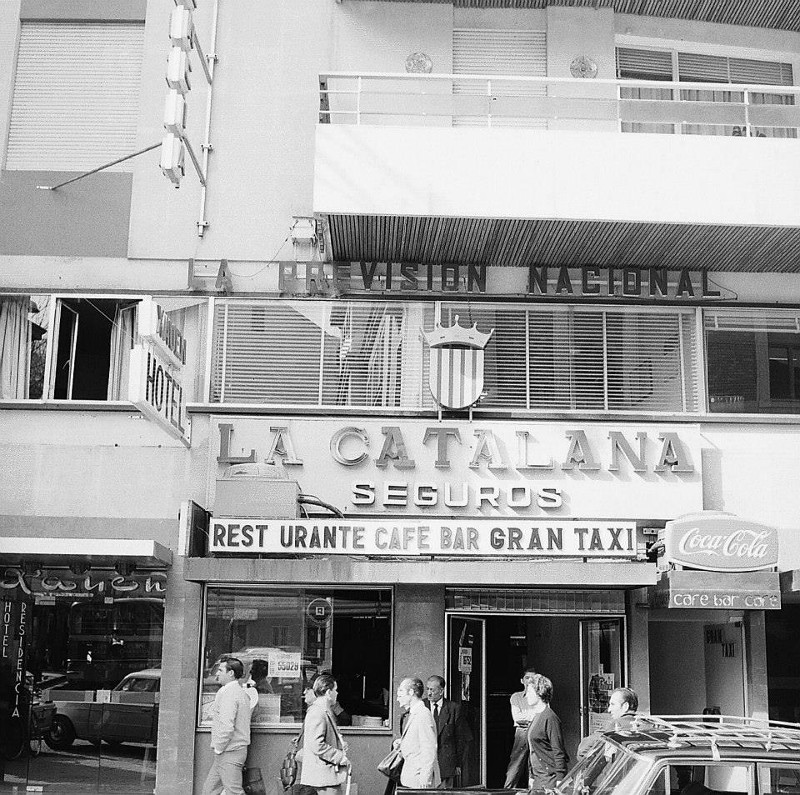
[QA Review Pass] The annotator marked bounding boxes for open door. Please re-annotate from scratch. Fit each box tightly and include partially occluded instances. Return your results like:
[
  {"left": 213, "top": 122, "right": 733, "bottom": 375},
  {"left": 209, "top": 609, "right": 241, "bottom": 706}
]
[
  {"left": 579, "top": 619, "right": 625, "bottom": 737},
  {"left": 447, "top": 615, "right": 485, "bottom": 787}
]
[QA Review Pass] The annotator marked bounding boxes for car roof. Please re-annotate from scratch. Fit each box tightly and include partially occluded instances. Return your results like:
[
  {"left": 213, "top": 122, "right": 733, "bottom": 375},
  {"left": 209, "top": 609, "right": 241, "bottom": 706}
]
[
  {"left": 600, "top": 715, "right": 800, "bottom": 761},
  {"left": 121, "top": 668, "right": 161, "bottom": 679}
]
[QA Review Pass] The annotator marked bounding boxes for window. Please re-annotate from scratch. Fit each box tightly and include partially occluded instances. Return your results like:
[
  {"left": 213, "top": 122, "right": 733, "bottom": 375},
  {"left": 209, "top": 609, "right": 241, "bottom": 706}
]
[
  {"left": 51, "top": 298, "right": 137, "bottom": 400},
  {"left": 705, "top": 310, "right": 800, "bottom": 414},
  {"left": 0, "top": 295, "right": 50, "bottom": 399},
  {"left": 200, "top": 587, "right": 392, "bottom": 728},
  {"left": 211, "top": 299, "right": 699, "bottom": 414},
  {"left": 1, "top": 294, "right": 205, "bottom": 404},
  {"left": 758, "top": 763, "right": 800, "bottom": 793},
  {"left": 616, "top": 46, "right": 796, "bottom": 138},
  {"left": 6, "top": 22, "right": 144, "bottom": 171},
  {"left": 644, "top": 763, "right": 753, "bottom": 795}
]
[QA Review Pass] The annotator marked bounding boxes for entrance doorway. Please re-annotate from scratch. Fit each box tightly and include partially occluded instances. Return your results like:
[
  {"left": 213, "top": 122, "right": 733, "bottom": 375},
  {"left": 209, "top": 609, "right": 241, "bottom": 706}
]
[{"left": 446, "top": 613, "right": 625, "bottom": 788}]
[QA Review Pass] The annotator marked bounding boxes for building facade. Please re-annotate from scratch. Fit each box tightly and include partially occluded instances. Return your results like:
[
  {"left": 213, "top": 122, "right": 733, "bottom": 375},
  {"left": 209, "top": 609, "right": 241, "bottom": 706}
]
[{"left": 1, "top": 1, "right": 800, "bottom": 793}]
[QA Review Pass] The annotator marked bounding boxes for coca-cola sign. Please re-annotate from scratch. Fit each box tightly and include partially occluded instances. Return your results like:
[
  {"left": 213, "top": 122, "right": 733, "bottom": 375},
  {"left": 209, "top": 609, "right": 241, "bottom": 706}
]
[{"left": 663, "top": 513, "right": 779, "bottom": 572}]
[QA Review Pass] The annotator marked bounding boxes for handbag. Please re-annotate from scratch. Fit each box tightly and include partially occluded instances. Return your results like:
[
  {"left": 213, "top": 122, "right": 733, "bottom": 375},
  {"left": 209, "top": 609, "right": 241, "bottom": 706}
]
[
  {"left": 279, "top": 733, "right": 302, "bottom": 790},
  {"left": 376, "top": 747, "right": 404, "bottom": 781},
  {"left": 243, "top": 765, "right": 267, "bottom": 795}
]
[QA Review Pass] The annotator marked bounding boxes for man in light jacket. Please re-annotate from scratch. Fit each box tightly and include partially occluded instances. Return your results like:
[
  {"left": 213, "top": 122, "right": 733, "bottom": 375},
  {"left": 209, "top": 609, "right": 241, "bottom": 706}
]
[
  {"left": 396, "top": 677, "right": 441, "bottom": 789},
  {"left": 202, "top": 657, "right": 252, "bottom": 795}
]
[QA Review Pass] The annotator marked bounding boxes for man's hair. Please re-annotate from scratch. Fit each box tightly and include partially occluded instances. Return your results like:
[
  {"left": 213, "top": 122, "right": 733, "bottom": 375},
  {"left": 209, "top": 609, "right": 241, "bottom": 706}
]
[
  {"left": 401, "top": 677, "right": 424, "bottom": 698},
  {"left": 522, "top": 666, "right": 537, "bottom": 677},
  {"left": 313, "top": 673, "right": 337, "bottom": 697},
  {"left": 222, "top": 657, "right": 244, "bottom": 679},
  {"left": 613, "top": 687, "right": 638, "bottom": 713},
  {"left": 533, "top": 674, "right": 553, "bottom": 703},
  {"left": 427, "top": 675, "right": 445, "bottom": 689},
  {"left": 249, "top": 659, "right": 269, "bottom": 681}
]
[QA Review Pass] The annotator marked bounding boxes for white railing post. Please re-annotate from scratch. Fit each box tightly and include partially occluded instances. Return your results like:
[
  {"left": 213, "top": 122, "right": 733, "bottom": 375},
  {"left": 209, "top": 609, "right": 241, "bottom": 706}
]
[
  {"left": 357, "top": 75, "right": 362, "bottom": 125},
  {"left": 487, "top": 79, "right": 492, "bottom": 128},
  {"left": 744, "top": 88, "right": 751, "bottom": 137}
]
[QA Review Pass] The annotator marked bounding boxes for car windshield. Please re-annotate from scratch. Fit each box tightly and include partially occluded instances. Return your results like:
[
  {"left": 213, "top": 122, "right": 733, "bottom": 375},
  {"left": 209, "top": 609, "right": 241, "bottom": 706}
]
[{"left": 557, "top": 741, "right": 651, "bottom": 795}]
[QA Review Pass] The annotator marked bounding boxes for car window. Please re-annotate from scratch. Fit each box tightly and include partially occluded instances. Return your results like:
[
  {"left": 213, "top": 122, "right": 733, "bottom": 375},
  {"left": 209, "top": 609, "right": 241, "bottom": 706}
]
[
  {"left": 557, "top": 744, "right": 650, "bottom": 795},
  {"left": 119, "top": 677, "right": 157, "bottom": 693},
  {"left": 642, "top": 763, "right": 753, "bottom": 795},
  {"left": 759, "top": 763, "right": 800, "bottom": 794}
]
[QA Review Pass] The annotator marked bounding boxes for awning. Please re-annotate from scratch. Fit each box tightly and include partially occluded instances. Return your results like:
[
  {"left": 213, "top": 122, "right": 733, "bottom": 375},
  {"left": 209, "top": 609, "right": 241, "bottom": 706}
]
[{"left": 0, "top": 537, "right": 172, "bottom": 569}]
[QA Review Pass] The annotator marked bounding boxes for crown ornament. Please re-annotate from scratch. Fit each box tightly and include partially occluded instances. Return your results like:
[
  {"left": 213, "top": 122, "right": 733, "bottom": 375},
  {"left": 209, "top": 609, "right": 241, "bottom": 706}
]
[{"left": 424, "top": 316, "right": 494, "bottom": 349}]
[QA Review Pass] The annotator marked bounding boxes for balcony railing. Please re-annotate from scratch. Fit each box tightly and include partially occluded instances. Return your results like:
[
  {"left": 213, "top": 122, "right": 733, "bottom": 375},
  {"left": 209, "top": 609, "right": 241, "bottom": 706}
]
[{"left": 319, "top": 72, "right": 800, "bottom": 138}]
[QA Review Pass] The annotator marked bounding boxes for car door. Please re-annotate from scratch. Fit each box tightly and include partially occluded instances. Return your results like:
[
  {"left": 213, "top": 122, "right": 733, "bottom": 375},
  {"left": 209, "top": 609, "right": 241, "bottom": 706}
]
[{"left": 102, "top": 676, "right": 158, "bottom": 744}]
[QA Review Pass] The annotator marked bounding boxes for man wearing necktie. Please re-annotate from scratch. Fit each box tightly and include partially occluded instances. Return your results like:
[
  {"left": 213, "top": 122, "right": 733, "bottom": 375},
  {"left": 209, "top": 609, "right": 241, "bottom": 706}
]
[{"left": 425, "top": 675, "right": 472, "bottom": 789}]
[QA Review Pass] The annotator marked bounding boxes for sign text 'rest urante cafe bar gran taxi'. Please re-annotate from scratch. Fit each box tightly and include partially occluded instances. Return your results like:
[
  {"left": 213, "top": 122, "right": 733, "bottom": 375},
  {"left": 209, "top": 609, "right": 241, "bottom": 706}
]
[{"left": 208, "top": 417, "right": 703, "bottom": 559}]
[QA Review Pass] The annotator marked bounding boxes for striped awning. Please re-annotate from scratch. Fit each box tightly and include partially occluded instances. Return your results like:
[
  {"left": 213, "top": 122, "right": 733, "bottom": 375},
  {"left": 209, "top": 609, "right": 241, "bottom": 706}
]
[
  {"left": 349, "top": 0, "right": 800, "bottom": 34},
  {"left": 324, "top": 215, "right": 800, "bottom": 273}
]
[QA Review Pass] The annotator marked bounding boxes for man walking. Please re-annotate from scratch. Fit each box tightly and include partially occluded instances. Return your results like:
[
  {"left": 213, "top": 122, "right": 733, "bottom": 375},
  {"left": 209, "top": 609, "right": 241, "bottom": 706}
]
[
  {"left": 425, "top": 675, "right": 472, "bottom": 789},
  {"left": 576, "top": 687, "right": 639, "bottom": 761},
  {"left": 202, "top": 657, "right": 252, "bottom": 795}
]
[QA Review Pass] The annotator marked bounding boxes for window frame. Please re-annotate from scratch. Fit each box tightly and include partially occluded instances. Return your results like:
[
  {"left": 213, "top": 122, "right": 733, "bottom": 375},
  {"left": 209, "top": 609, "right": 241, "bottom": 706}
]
[
  {"left": 197, "top": 583, "right": 395, "bottom": 734},
  {"left": 641, "top": 759, "right": 756, "bottom": 795}
]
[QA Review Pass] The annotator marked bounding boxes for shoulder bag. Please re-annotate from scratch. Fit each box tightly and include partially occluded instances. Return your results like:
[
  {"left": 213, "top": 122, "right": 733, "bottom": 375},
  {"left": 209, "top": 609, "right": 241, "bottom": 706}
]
[{"left": 279, "top": 731, "right": 302, "bottom": 791}]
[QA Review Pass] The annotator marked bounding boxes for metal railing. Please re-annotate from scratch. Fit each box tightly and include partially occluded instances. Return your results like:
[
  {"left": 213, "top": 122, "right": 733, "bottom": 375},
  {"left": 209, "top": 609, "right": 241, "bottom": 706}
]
[{"left": 318, "top": 72, "right": 800, "bottom": 137}]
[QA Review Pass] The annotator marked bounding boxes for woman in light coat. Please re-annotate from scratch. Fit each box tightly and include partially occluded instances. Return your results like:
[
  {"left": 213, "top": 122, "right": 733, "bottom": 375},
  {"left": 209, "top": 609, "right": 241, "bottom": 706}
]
[
  {"left": 395, "top": 677, "right": 441, "bottom": 789},
  {"left": 300, "top": 674, "right": 350, "bottom": 795}
]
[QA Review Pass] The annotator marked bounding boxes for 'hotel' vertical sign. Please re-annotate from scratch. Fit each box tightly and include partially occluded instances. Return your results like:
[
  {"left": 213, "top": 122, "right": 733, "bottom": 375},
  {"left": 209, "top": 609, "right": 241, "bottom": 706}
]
[{"left": 128, "top": 297, "right": 190, "bottom": 447}]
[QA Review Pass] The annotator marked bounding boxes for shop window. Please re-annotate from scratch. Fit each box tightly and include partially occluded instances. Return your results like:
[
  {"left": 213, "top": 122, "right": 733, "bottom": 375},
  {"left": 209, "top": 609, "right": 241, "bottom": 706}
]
[
  {"left": 200, "top": 587, "right": 392, "bottom": 729},
  {"left": 706, "top": 310, "right": 800, "bottom": 414}
]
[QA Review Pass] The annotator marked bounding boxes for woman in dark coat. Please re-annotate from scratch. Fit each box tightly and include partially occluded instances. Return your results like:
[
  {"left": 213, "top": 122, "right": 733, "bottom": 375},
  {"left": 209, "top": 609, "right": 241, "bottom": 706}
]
[{"left": 525, "top": 674, "right": 568, "bottom": 794}]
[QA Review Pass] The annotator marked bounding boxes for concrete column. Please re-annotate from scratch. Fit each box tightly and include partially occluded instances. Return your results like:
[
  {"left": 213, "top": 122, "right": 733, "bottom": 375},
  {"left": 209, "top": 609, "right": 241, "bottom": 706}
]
[
  {"left": 744, "top": 611, "right": 768, "bottom": 719},
  {"left": 626, "top": 588, "right": 651, "bottom": 713},
  {"left": 391, "top": 584, "right": 445, "bottom": 731},
  {"left": 155, "top": 555, "right": 204, "bottom": 795}
]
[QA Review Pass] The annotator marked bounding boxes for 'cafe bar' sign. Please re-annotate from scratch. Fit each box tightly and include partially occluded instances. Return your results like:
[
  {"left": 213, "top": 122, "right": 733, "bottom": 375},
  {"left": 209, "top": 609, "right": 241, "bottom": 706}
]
[{"left": 653, "top": 512, "right": 781, "bottom": 611}]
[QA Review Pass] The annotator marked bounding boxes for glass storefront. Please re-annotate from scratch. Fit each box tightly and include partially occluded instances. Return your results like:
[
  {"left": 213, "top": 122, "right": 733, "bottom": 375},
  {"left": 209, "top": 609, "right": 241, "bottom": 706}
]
[
  {"left": 0, "top": 568, "right": 166, "bottom": 793},
  {"left": 200, "top": 586, "right": 392, "bottom": 729}
]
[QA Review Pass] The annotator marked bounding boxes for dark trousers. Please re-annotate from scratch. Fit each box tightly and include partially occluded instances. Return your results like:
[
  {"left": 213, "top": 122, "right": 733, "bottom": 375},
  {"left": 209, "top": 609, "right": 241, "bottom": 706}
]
[{"left": 504, "top": 727, "right": 530, "bottom": 788}]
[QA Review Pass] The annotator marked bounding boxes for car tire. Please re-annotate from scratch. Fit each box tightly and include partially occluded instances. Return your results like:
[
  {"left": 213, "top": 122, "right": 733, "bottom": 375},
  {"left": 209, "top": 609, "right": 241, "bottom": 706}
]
[{"left": 45, "top": 715, "right": 76, "bottom": 750}]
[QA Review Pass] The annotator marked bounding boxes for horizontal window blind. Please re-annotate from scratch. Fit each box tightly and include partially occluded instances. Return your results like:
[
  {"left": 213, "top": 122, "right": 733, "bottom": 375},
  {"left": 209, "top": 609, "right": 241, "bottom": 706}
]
[
  {"left": 211, "top": 300, "right": 700, "bottom": 413},
  {"left": 6, "top": 22, "right": 144, "bottom": 171},
  {"left": 616, "top": 47, "right": 673, "bottom": 80}
]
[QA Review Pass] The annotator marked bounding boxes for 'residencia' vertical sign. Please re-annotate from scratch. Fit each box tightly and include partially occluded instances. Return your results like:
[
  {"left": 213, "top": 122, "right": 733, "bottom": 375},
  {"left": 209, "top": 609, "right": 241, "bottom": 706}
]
[{"left": 128, "top": 297, "right": 190, "bottom": 447}]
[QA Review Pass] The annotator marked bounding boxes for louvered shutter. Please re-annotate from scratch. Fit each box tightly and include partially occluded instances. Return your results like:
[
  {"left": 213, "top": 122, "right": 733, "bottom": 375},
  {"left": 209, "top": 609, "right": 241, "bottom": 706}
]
[
  {"left": 453, "top": 29, "right": 547, "bottom": 127},
  {"left": 6, "top": 22, "right": 144, "bottom": 171},
  {"left": 616, "top": 48, "right": 672, "bottom": 80},
  {"left": 729, "top": 58, "right": 793, "bottom": 86}
]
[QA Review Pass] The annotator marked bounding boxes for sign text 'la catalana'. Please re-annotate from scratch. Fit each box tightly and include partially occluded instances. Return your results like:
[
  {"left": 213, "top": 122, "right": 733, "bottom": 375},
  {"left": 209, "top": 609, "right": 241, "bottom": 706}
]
[
  {"left": 216, "top": 419, "right": 700, "bottom": 517},
  {"left": 210, "top": 519, "right": 638, "bottom": 558}
]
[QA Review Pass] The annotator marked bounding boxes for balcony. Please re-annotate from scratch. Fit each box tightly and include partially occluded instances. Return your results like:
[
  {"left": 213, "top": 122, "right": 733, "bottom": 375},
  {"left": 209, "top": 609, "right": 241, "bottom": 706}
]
[{"left": 313, "top": 73, "right": 800, "bottom": 271}]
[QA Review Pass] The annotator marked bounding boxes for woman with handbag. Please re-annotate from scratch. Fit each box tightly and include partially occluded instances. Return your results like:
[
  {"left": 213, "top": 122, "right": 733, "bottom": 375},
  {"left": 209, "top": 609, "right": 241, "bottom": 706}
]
[
  {"left": 525, "top": 674, "right": 568, "bottom": 795},
  {"left": 299, "top": 674, "right": 350, "bottom": 795}
]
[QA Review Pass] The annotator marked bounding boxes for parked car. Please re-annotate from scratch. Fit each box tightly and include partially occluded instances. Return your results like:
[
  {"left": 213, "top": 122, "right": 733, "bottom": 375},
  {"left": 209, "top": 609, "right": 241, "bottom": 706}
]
[
  {"left": 556, "top": 714, "right": 800, "bottom": 795},
  {"left": 45, "top": 668, "right": 160, "bottom": 750}
]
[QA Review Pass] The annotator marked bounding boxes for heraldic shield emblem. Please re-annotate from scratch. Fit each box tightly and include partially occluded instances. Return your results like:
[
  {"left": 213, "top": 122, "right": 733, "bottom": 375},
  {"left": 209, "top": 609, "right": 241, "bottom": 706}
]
[{"left": 424, "top": 316, "right": 494, "bottom": 410}]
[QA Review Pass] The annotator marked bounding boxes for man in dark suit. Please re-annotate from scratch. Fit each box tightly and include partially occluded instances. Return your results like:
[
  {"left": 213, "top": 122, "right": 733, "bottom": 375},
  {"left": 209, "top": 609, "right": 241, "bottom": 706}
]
[{"left": 425, "top": 675, "right": 472, "bottom": 789}]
